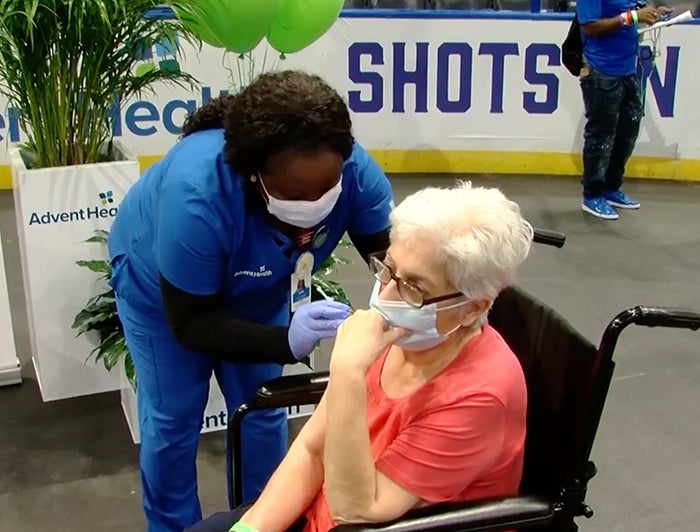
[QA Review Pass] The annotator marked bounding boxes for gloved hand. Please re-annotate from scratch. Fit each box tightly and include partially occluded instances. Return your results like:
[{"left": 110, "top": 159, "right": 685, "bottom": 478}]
[{"left": 288, "top": 300, "right": 351, "bottom": 360}]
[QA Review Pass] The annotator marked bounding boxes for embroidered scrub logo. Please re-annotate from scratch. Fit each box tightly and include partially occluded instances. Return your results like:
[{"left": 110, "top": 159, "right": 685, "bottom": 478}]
[
  {"left": 99, "top": 190, "right": 114, "bottom": 205},
  {"left": 234, "top": 265, "right": 274, "bottom": 278},
  {"left": 133, "top": 32, "right": 181, "bottom": 77}
]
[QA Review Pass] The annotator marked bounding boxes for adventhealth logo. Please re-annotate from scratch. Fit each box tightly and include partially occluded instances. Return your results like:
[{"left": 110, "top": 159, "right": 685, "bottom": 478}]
[
  {"left": 234, "top": 265, "right": 273, "bottom": 278},
  {"left": 99, "top": 190, "right": 114, "bottom": 205},
  {"left": 133, "top": 33, "right": 181, "bottom": 76},
  {"left": 28, "top": 190, "right": 119, "bottom": 226}
]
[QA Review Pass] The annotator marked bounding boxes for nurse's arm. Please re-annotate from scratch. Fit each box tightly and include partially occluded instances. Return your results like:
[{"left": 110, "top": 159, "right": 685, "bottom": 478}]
[
  {"left": 348, "top": 228, "right": 390, "bottom": 266},
  {"left": 239, "top": 395, "right": 328, "bottom": 532},
  {"left": 346, "top": 142, "right": 393, "bottom": 266},
  {"left": 159, "top": 275, "right": 297, "bottom": 365}
]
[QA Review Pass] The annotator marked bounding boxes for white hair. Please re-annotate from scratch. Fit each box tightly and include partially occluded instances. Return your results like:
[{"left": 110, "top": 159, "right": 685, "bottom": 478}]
[{"left": 390, "top": 180, "right": 533, "bottom": 307}]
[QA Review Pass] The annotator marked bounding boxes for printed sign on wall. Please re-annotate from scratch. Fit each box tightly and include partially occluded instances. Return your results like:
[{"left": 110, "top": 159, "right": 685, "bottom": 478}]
[{"left": 0, "top": 16, "right": 695, "bottom": 183}]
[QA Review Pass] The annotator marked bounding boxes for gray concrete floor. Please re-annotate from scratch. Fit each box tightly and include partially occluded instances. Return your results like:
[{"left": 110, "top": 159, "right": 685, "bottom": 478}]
[{"left": 1, "top": 174, "right": 700, "bottom": 531}]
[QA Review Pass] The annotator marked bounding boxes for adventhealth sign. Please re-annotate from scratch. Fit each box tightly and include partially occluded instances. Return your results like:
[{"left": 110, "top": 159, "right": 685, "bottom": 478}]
[
  {"left": 108, "top": 87, "right": 231, "bottom": 137},
  {"left": 0, "top": 14, "right": 696, "bottom": 182},
  {"left": 0, "top": 87, "right": 232, "bottom": 143},
  {"left": 28, "top": 190, "right": 118, "bottom": 226}
]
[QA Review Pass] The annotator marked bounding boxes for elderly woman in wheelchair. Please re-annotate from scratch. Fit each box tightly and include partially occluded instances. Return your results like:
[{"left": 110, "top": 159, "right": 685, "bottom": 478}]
[{"left": 186, "top": 180, "right": 535, "bottom": 532}]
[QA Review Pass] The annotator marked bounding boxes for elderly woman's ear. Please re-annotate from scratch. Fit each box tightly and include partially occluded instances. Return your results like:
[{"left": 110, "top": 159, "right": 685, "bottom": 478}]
[
  {"left": 462, "top": 299, "right": 492, "bottom": 327},
  {"left": 440, "top": 298, "right": 491, "bottom": 332}
]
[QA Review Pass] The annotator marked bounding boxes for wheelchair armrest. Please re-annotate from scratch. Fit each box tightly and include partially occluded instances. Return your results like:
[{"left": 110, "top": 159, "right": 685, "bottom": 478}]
[
  {"left": 252, "top": 372, "right": 330, "bottom": 409},
  {"left": 258, "top": 371, "right": 330, "bottom": 397},
  {"left": 330, "top": 495, "right": 555, "bottom": 532}
]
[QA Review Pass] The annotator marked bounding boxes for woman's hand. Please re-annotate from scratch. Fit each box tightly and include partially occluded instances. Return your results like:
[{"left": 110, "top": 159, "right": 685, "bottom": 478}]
[{"left": 330, "top": 309, "right": 408, "bottom": 373}]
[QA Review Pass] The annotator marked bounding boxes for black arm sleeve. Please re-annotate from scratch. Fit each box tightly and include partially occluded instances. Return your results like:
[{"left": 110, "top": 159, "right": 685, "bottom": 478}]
[
  {"left": 158, "top": 274, "right": 296, "bottom": 365},
  {"left": 347, "top": 227, "right": 390, "bottom": 265}
]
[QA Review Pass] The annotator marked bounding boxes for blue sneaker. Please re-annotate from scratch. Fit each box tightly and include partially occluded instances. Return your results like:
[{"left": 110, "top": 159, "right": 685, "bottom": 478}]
[
  {"left": 604, "top": 190, "right": 640, "bottom": 209},
  {"left": 582, "top": 196, "right": 619, "bottom": 220}
]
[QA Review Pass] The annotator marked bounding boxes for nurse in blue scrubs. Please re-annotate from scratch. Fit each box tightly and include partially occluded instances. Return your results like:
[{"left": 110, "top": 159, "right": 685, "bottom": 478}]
[{"left": 107, "top": 70, "right": 394, "bottom": 532}]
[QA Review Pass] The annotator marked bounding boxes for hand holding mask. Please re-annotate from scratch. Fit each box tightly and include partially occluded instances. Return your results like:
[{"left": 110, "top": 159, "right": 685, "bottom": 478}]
[
  {"left": 330, "top": 308, "right": 408, "bottom": 372},
  {"left": 369, "top": 281, "right": 466, "bottom": 352}
]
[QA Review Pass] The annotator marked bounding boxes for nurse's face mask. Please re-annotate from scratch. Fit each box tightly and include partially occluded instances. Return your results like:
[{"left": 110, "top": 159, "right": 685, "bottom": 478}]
[
  {"left": 258, "top": 174, "right": 342, "bottom": 229},
  {"left": 368, "top": 253, "right": 469, "bottom": 352}
]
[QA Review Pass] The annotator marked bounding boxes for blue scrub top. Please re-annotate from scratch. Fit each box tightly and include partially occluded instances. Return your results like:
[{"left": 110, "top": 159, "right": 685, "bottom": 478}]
[
  {"left": 108, "top": 129, "right": 393, "bottom": 329},
  {"left": 577, "top": 0, "right": 640, "bottom": 76}
]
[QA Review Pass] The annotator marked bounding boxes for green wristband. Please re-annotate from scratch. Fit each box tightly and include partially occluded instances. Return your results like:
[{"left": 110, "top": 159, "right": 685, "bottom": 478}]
[
  {"left": 229, "top": 522, "right": 260, "bottom": 532},
  {"left": 631, "top": 9, "right": 639, "bottom": 24}
]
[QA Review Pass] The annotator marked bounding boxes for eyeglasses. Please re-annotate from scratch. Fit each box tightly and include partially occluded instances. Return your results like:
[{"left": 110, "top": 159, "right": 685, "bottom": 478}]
[{"left": 368, "top": 253, "right": 463, "bottom": 309}]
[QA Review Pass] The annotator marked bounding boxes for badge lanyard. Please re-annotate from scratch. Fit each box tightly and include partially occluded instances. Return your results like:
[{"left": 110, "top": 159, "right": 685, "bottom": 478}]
[{"left": 290, "top": 227, "right": 320, "bottom": 312}]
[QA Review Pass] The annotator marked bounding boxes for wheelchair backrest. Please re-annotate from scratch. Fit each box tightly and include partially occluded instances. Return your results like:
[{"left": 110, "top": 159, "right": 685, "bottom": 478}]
[{"left": 488, "top": 285, "right": 600, "bottom": 499}]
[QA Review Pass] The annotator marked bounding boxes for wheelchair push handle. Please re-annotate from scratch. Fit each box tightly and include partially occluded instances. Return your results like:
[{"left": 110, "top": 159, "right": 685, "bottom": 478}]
[
  {"left": 532, "top": 227, "right": 567, "bottom": 248},
  {"left": 599, "top": 305, "right": 700, "bottom": 363},
  {"left": 633, "top": 306, "right": 700, "bottom": 331}
]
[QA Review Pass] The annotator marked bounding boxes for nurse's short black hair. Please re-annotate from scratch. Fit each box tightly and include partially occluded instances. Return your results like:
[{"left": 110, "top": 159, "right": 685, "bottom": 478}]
[{"left": 181, "top": 70, "right": 354, "bottom": 177}]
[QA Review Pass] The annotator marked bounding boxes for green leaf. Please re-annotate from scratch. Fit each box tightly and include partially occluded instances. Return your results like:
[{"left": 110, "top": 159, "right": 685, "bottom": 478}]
[
  {"left": 71, "top": 308, "right": 96, "bottom": 330},
  {"left": 310, "top": 243, "right": 356, "bottom": 308},
  {"left": 100, "top": 332, "right": 128, "bottom": 371},
  {"left": 87, "top": 330, "right": 127, "bottom": 371},
  {"left": 75, "top": 311, "right": 117, "bottom": 336},
  {"left": 84, "top": 290, "right": 114, "bottom": 309},
  {"left": 75, "top": 260, "right": 110, "bottom": 275},
  {"left": 85, "top": 234, "right": 108, "bottom": 244},
  {"left": 125, "top": 354, "right": 137, "bottom": 391}
]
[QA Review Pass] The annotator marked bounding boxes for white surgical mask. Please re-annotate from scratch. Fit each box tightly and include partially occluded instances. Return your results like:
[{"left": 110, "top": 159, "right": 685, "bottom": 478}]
[
  {"left": 369, "top": 281, "right": 467, "bottom": 352},
  {"left": 260, "top": 176, "right": 342, "bottom": 228}
]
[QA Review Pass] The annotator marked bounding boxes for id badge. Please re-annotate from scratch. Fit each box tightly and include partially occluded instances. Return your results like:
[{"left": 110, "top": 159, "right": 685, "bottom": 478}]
[{"left": 290, "top": 251, "right": 314, "bottom": 312}]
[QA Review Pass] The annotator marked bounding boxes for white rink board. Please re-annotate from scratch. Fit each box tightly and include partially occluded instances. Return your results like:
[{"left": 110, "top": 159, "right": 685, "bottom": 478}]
[{"left": 0, "top": 14, "right": 695, "bottom": 167}]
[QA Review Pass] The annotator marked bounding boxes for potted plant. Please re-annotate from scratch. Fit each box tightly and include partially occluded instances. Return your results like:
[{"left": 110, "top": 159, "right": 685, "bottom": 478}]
[
  {"left": 0, "top": 0, "right": 203, "bottom": 401},
  {"left": 73, "top": 229, "right": 355, "bottom": 443}
]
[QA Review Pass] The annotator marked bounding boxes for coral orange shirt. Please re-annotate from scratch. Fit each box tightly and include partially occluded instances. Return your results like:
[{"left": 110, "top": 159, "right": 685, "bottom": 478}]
[{"left": 303, "top": 325, "right": 527, "bottom": 532}]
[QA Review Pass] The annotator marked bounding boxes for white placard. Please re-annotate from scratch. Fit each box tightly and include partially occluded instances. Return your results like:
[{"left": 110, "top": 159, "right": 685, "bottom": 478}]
[
  {"left": 122, "top": 355, "right": 317, "bottom": 444},
  {"left": 10, "top": 145, "right": 140, "bottom": 400},
  {"left": 0, "top": 219, "right": 20, "bottom": 386}
]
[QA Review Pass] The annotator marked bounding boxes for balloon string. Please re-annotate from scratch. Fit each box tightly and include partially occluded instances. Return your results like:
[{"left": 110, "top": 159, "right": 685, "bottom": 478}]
[{"left": 236, "top": 53, "right": 243, "bottom": 93}]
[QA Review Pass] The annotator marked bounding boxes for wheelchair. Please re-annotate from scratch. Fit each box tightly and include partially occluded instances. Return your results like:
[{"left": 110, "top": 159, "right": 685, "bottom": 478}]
[{"left": 226, "top": 228, "right": 700, "bottom": 532}]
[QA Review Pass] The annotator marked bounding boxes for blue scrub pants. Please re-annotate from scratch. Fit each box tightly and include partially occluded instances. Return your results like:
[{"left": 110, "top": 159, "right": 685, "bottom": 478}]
[{"left": 116, "top": 297, "right": 288, "bottom": 532}]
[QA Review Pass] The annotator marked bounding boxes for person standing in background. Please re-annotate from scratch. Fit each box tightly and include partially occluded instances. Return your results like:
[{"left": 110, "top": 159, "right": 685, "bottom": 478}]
[{"left": 577, "top": 0, "right": 672, "bottom": 219}]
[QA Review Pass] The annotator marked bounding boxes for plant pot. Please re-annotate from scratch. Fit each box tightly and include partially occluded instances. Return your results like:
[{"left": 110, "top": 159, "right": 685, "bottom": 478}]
[
  {"left": 120, "top": 353, "right": 318, "bottom": 444},
  {"left": 0, "top": 223, "right": 21, "bottom": 387},
  {"left": 9, "top": 143, "right": 140, "bottom": 401}
]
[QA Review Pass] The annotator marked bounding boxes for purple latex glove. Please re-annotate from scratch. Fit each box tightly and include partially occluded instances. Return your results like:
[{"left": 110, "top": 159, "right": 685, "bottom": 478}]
[{"left": 288, "top": 300, "right": 351, "bottom": 360}]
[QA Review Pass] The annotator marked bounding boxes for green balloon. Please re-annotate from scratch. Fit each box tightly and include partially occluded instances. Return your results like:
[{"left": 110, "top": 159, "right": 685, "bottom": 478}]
[
  {"left": 174, "top": 2, "right": 225, "bottom": 48},
  {"left": 267, "top": 0, "right": 344, "bottom": 55},
  {"left": 178, "top": 0, "right": 283, "bottom": 54}
]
